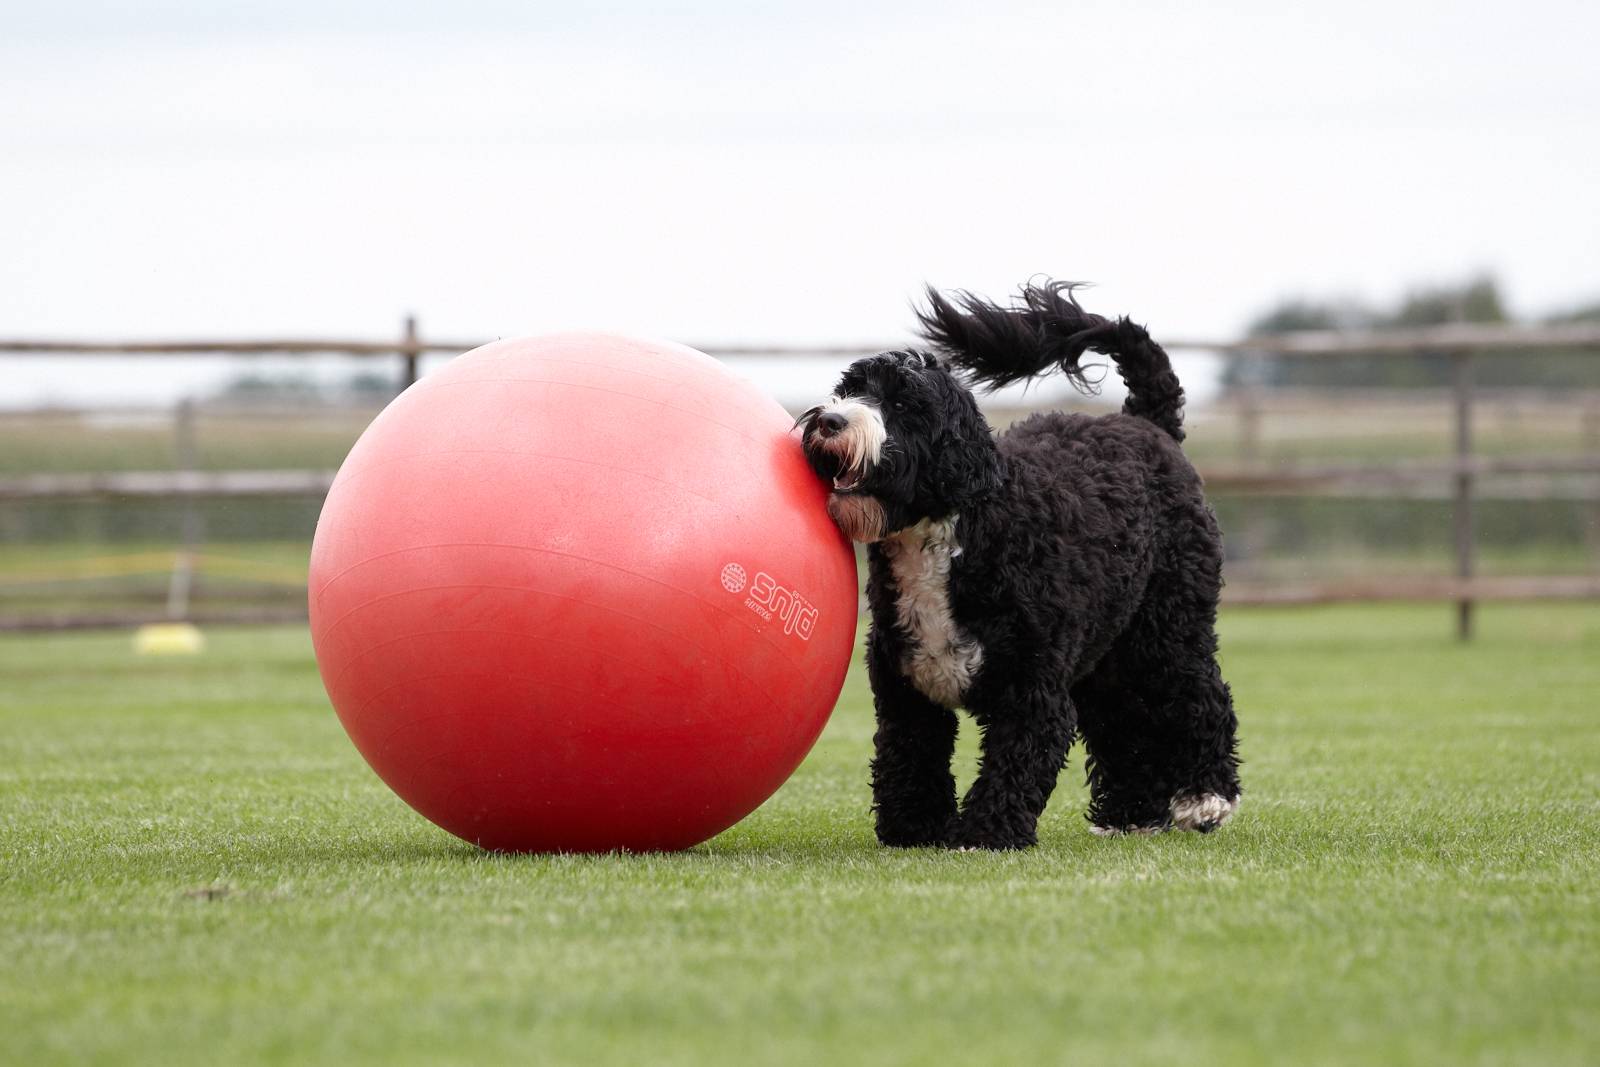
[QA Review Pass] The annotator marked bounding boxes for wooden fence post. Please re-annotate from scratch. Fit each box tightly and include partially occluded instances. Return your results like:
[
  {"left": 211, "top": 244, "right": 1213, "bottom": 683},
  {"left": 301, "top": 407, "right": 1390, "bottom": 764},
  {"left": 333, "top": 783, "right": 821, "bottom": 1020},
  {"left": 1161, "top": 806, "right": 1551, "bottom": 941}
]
[
  {"left": 1451, "top": 352, "right": 1476, "bottom": 641},
  {"left": 1237, "top": 383, "right": 1267, "bottom": 567},
  {"left": 1238, "top": 385, "right": 1262, "bottom": 461},
  {"left": 401, "top": 314, "right": 420, "bottom": 391}
]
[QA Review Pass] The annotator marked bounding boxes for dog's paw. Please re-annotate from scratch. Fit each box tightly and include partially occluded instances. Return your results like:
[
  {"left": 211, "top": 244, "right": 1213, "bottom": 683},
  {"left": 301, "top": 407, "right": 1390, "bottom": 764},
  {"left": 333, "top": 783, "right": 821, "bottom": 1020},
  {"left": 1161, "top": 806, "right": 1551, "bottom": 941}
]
[
  {"left": 943, "top": 819, "right": 1037, "bottom": 851},
  {"left": 877, "top": 834, "right": 947, "bottom": 849},
  {"left": 1169, "top": 793, "right": 1239, "bottom": 833},
  {"left": 875, "top": 814, "right": 955, "bottom": 849},
  {"left": 942, "top": 837, "right": 1032, "bottom": 852}
]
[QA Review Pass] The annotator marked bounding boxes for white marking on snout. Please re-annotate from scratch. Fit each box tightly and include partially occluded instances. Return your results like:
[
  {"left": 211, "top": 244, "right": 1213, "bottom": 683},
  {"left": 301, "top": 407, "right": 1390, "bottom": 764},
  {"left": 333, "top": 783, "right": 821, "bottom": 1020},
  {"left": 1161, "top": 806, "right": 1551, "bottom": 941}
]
[
  {"left": 814, "top": 395, "right": 886, "bottom": 488},
  {"left": 882, "top": 516, "right": 983, "bottom": 708}
]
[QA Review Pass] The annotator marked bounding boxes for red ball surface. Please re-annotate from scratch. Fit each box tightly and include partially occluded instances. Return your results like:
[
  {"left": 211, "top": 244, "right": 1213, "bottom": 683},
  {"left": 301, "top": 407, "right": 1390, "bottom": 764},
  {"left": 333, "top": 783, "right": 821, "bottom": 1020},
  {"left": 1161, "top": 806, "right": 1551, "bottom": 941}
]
[{"left": 309, "top": 333, "right": 857, "bottom": 852}]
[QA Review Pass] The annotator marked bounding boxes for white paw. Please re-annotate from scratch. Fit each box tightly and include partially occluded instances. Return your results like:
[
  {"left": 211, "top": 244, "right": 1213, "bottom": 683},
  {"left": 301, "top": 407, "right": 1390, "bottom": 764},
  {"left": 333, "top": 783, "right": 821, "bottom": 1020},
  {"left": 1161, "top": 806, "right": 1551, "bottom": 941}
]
[
  {"left": 1169, "top": 793, "right": 1239, "bottom": 832},
  {"left": 1089, "top": 823, "right": 1165, "bottom": 837}
]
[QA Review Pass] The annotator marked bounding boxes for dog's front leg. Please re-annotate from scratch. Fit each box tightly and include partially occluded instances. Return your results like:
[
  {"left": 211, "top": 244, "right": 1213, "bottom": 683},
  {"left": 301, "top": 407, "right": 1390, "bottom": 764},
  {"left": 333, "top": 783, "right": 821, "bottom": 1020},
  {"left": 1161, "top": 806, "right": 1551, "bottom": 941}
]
[
  {"left": 868, "top": 653, "right": 959, "bottom": 848},
  {"left": 951, "top": 689, "right": 1075, "bottom": 850}
]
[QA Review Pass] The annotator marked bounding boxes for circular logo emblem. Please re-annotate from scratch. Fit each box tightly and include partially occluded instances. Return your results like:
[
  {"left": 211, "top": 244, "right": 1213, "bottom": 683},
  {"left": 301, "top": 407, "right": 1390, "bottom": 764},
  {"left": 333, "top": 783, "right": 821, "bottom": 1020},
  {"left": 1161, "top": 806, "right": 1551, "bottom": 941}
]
[{"left": 719, "top": 562, "right": 747, "bottom": 594}]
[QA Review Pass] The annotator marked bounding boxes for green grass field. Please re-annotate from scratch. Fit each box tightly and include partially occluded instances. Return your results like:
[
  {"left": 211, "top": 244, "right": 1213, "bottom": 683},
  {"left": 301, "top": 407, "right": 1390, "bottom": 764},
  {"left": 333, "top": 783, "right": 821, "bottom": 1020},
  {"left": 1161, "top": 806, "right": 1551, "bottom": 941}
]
[{"left": 3, "top": 604, "right": 1599, "bottom": 1066}]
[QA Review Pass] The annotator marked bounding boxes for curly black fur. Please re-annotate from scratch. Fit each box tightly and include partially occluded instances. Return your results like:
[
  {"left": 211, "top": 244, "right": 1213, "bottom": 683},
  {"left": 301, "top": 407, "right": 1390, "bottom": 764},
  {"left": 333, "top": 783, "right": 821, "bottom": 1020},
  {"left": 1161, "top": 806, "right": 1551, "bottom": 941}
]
[{"left": 798, "top": 279, "right": 1240, "bottom": 850}]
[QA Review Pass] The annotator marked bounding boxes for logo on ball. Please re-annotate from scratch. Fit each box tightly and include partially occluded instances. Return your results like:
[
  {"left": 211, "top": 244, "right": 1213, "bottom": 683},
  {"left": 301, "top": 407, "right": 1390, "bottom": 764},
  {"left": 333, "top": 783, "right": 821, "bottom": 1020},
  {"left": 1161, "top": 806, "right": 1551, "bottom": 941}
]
[{"left": 720, "top": 563, "right": 748, "bottom": 593}]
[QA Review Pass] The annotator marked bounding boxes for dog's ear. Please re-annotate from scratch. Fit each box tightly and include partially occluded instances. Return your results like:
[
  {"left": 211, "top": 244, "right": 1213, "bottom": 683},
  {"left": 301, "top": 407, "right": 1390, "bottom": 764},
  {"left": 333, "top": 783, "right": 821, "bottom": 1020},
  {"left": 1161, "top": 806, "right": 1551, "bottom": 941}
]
[
  {"left": 930, "top": 385, "right": 1004, "bottom": 508},
  {"left": 934, "top": 440, "right": 1004, "bottom": 508}
]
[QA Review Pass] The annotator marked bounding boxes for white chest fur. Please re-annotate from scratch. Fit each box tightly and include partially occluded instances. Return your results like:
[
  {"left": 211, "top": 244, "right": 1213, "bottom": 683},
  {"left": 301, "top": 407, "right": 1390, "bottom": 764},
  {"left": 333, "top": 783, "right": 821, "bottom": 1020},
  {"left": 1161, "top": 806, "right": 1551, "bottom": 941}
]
[{"left": 881, "top": 517, "right": 984, "bottom": 708}]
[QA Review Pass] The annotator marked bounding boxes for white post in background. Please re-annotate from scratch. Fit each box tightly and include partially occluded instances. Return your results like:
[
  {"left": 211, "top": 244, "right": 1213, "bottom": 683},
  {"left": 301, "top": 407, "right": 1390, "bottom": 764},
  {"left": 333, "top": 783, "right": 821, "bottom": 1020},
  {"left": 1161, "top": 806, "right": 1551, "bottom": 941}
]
[
  {"left": 1585, "top": 397, "right": 1600, "bottom": 573},
  {"left": 165, "top": 398, "right": 202, "bottom": 620},
  {"left": 1451, "top": 353, "right": 1475, "bottom": 642}
]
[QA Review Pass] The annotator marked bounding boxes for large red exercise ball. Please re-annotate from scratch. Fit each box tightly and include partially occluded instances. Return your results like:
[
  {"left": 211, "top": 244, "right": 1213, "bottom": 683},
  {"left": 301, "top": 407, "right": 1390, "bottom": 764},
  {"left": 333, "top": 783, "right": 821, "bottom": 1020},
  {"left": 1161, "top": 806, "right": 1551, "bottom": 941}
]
[{"left": 309, "top": 332, "right": 858, "bottom": 852}]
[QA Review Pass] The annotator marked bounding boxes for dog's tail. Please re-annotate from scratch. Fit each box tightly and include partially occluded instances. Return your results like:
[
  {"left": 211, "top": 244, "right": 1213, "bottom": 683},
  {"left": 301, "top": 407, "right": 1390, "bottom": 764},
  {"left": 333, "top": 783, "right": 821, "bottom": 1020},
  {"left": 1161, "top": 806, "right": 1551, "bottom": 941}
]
[{"left": 914, "top": 278, "right": 1187, "bottom": 442}]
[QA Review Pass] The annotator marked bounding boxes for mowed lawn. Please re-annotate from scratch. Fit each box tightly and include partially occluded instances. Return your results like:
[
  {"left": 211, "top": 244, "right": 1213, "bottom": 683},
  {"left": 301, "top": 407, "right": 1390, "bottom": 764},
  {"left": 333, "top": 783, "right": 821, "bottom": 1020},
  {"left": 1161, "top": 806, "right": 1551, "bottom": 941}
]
[{"left": 2, "top": 604, "right": 1598, "bottom": 1066}]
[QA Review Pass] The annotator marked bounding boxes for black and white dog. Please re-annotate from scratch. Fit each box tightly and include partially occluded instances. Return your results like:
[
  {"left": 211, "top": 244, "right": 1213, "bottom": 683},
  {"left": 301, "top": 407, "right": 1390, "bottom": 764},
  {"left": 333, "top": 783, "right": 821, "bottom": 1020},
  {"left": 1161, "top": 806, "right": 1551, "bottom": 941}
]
[{"left": 797, "top": 280, "right": 1240, "bottom": 850}]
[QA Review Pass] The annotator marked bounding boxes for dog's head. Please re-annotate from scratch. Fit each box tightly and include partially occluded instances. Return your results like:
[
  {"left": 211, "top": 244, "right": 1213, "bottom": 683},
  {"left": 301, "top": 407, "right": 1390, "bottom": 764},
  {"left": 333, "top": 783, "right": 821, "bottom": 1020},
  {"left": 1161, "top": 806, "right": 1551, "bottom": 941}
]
[{"left": 795, "top": 350, "right": 1003, "bottom": 542}]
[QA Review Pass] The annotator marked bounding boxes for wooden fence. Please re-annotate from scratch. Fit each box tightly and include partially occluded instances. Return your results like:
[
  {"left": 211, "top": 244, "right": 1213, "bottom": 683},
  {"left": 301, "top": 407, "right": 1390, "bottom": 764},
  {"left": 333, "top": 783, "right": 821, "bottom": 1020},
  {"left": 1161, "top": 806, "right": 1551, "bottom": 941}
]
[{"left": 4, "top": 318, "right": 1600, "bottom": 637}]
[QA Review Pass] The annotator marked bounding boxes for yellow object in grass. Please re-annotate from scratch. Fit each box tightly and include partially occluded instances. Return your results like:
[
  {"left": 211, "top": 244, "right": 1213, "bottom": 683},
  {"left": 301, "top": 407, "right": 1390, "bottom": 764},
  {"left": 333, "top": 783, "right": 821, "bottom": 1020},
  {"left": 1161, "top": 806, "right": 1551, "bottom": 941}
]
[{"left": 134, "top": 623, "right": 206, "bottom": 656}]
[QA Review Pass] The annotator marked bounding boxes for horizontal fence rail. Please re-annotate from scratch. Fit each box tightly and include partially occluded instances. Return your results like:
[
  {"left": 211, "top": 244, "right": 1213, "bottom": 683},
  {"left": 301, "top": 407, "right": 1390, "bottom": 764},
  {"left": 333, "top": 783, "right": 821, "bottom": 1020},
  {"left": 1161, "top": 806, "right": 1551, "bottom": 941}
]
[
  {"left": 0, "top": 608, "right": 312, "bottom": 634},
  {"left": 1172, "top": 322, "right": 1600, "bottom": 356},
  {"left": 6, "top": 457, "right": 1599, "bottom": 502},
  {"left": 5, "top": 322, "right": 1600, "bottom": 357},
  {"left": 1219, "top": 575, "right": 1600, "bottom": 605},
  {"left": 5, "top": 580, "right": 1598, "bottom": 634},
  {"left": 0, "top": 470, "right": 338, "bottom": 500},
  {"left": 4, "top": 318, "right": 1599, "bottom": 636},
  {"left": 0, "top": 338, "right": 905, "bottom": 357}
]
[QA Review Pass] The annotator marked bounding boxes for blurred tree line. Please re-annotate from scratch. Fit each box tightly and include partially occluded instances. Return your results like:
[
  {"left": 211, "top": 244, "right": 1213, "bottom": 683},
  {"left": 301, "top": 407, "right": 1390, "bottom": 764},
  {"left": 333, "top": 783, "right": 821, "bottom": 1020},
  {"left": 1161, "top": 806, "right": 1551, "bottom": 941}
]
[{"left": 1223, "top": 276, "right": 1600, "bottom": 389}]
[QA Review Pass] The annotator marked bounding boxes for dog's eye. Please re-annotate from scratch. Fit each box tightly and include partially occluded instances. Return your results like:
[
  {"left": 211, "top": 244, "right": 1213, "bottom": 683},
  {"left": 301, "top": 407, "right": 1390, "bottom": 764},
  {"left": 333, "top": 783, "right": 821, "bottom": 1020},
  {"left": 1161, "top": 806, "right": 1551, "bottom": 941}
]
[{"left": 890, "top": 399, "right": 906, "bottom": 413}]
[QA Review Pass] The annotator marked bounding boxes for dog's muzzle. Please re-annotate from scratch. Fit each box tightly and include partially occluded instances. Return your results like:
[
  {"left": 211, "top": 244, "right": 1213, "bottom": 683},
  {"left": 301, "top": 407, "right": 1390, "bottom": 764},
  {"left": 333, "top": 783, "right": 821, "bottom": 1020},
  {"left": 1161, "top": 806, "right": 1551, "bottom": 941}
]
[{"left": 798, "top": 396, "right": 885, "bottom": 493}]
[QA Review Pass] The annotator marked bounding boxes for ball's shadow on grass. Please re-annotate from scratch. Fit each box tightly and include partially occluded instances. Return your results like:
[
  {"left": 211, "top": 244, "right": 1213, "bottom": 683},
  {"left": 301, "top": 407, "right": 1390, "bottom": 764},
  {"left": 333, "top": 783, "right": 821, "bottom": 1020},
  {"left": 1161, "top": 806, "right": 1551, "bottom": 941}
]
[
  {"left": 318, "top": 828, "right": 903, "bottom": 867},
  {"left": 326, "top": 817, "right": 1252, "bottom": 869},
  {"left": 348, "top": 833, "right": 888, "bottom": 865}
]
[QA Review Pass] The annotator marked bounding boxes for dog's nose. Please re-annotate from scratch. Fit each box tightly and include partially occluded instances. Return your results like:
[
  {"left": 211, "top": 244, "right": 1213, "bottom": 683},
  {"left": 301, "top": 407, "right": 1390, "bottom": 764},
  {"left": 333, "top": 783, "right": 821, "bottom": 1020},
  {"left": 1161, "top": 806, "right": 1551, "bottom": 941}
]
[{"left": 816, "top": 412, "right": 849, "bottom": 437}]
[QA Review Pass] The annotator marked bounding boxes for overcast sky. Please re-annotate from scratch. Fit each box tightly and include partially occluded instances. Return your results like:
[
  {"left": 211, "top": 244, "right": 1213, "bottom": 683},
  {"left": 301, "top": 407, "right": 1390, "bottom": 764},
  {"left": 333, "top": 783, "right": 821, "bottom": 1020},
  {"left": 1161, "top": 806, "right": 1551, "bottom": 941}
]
[{"left": 3, "top": 0, "right": 1598, "bottom": 406}]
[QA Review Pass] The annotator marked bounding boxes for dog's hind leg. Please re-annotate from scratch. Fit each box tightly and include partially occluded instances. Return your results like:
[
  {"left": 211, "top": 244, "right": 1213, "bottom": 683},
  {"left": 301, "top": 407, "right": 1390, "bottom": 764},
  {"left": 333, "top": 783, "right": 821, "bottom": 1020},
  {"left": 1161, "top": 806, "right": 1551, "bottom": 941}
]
[
  {"left": 1076, "top": 592, "right": 1241, "bottom": 836},
  {"left": 869, "top": 652, "right": 961, "bottom": 848},
  {"left": 948, "top": 686, "right": 1076, "bottom": 850}
]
